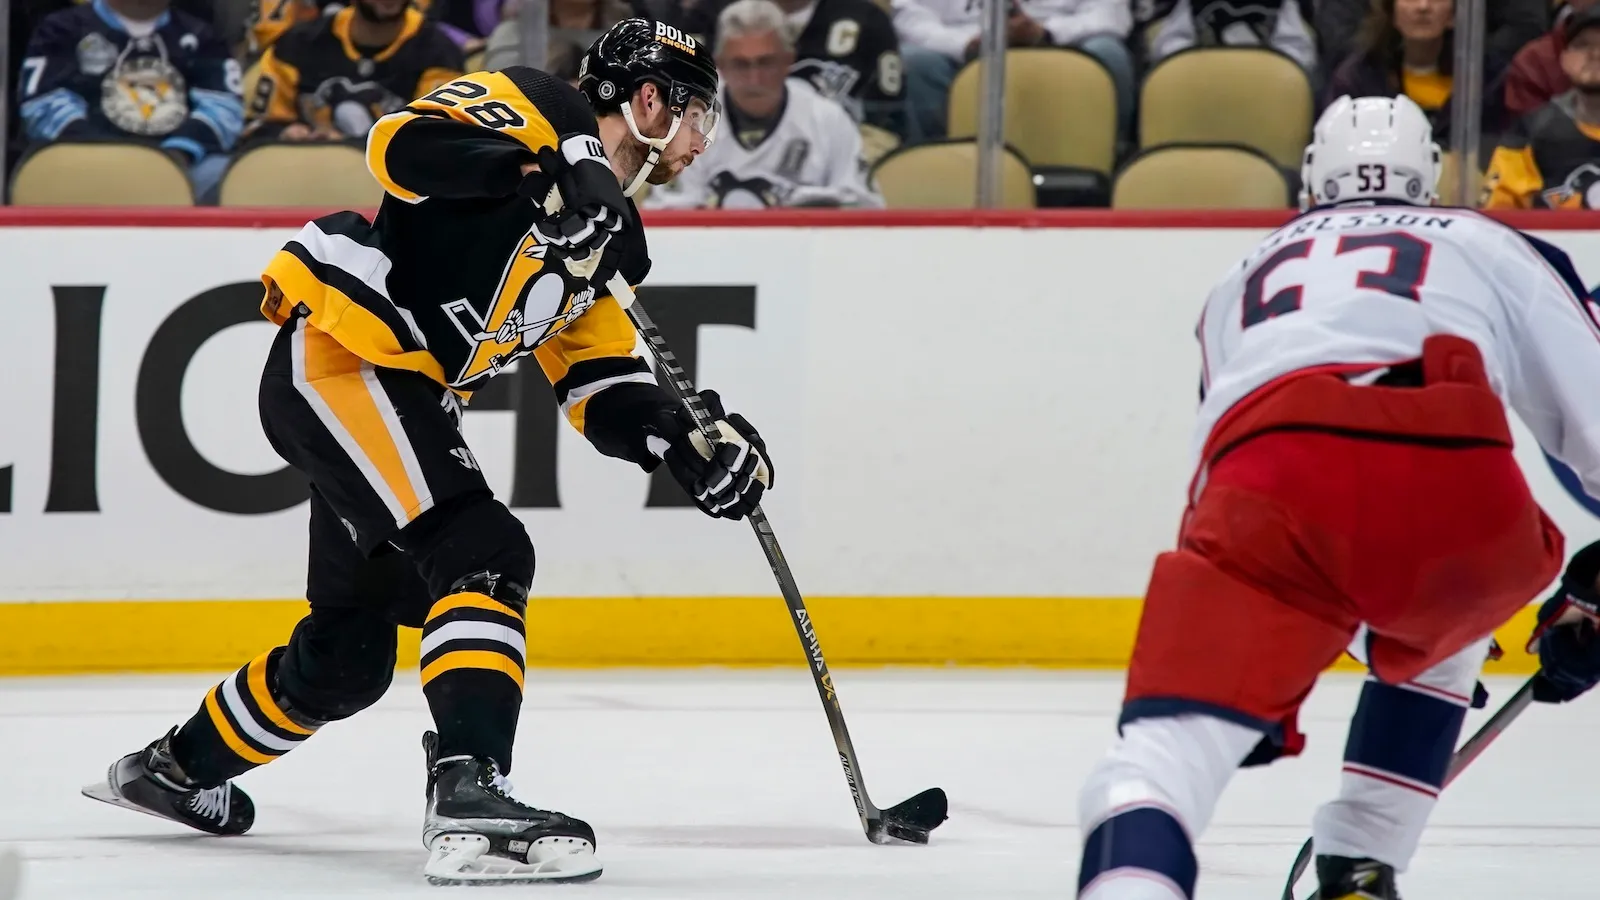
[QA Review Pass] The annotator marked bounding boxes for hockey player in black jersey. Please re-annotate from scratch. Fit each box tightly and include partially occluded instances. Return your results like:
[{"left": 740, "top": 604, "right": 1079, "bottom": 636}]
[{"left": 82, "top": 18, "right": 772, "bottom": 886}]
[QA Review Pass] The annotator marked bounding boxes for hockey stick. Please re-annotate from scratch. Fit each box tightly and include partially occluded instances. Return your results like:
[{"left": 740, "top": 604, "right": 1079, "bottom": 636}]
[
  {"left": 603, "top": 273, "right": 948, "bottom": 845},
  {"left": 1279, "top": 674, "right": 1539, "bottom": 900}
]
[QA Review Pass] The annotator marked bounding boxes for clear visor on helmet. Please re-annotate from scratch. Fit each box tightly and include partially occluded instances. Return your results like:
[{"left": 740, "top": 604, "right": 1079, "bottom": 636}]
[{"left": 681, "top": 95, "right": 720, "bottom": 149}]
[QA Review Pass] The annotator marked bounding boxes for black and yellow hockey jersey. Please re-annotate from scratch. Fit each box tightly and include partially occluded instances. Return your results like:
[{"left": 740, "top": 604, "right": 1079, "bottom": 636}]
[
  {"left": 260, "top": 65, "right": 668, "bottom": 466},
  {"left": 246, "top": 6, "right": 462, "bottom": 140},
  {"left": 1482, "top": 92, "right": 1600, "bottom": 209}
]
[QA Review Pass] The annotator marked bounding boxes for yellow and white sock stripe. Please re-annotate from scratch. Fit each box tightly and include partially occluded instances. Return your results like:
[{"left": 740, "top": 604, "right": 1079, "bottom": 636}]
[
  {"left": 419, "top": 592, "right": 527, "bottom": 691},
  {"left": 203, "top": 650, "right": 320, "bottom": 766}
]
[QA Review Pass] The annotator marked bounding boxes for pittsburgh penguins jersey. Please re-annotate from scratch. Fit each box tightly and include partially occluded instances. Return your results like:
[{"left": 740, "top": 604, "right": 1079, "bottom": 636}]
[
  {"left": 1482, "top": 93, "right": 1600, "bottom": 210},
  {"left": 17, "top": 0, "right": 243, "bottom": 155},
  {"left": 1195, "top": 203, "right": 1600, "bottom": 498},
  {"left": 644, "top": 78, "right": 882, "bottom": 209},
  {"left": 245, "top": 6, "right": 462, "bottom": 140},
  {"left": 260, "top": 66, "right": 668, "bottom": 467},
  {"left": 788, "top": 0, "right": 902, "bottom": 130}
]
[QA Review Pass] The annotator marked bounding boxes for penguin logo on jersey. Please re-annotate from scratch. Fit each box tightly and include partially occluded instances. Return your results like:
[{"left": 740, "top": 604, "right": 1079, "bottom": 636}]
[
  {"left": 1542, "top": 162, "right": 1600, "bottom": 209},
  {"left": 441, "top": 237, "right": 598, "bottom": 385}
]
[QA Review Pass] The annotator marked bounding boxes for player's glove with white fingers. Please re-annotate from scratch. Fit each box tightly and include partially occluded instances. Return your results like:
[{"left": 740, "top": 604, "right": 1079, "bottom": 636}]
[
  {"left": 1530, "top": 540, "right": 1600, "bottom": 703},
  {"left": 519, "top": 134, "right": 630, "bottom": 283},
  {"left": 644, "top": 390, "right": 773, "bottom": 520}
]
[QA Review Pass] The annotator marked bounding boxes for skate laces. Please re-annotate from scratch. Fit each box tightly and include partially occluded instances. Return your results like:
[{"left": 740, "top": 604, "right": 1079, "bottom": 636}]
[{"left": 187, "top": 784, "right": 230, "bottom": 821}]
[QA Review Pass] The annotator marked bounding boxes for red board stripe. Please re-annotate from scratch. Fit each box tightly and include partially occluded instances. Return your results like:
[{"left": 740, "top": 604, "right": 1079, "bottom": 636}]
[{"left": 1, "top": 207, "right": 1600, "bottom": 230}]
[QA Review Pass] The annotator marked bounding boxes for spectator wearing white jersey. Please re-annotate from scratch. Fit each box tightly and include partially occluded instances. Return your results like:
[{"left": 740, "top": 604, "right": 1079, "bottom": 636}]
[
  {"left": 1140, "top": 0, "right": 1316, "bottom": 74},
  {"left": 646, "top": 0, "right": 883, "bottom": 208},
  {"left": 891, "top": 0, "right": 1134, "bottom": 144}
]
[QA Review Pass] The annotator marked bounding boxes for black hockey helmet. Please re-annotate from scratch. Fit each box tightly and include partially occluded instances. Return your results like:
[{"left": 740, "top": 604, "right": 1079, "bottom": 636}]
[
  {"left": 578, "top": 18, "right": 721, "bottom": 195},
  {"left": 580, "top": 18, "right": 719, "bottom": 121}
]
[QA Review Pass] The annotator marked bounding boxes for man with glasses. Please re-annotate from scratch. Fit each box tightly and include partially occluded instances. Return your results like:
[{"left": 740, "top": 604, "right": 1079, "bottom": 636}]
[
  {"left": 81, "top": 18, "right": 773, "bottom": 886},
  {"left": 648, "top": 0, "right": 881, "bottom": 208}
]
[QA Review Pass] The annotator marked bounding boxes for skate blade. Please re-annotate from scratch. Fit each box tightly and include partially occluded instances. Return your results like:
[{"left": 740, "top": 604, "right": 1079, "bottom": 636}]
[
  {"left": 424, "top": 834, "right": 604, "bottom": 886},
  {"left": 82, "top": 779, "right": 180, "bottom": 830}
]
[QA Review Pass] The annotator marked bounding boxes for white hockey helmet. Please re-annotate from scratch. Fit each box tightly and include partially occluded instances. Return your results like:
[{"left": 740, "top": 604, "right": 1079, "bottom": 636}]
[{"left": 1301, "top": 95, "right": 1442, "bottom": 208}]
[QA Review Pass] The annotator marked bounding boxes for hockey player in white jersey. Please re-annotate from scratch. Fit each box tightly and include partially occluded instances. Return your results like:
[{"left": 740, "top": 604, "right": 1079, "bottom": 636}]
[
  {"left": 645, "top": 0, "right": 882, "bottom": 209},
  {"left": 1076, "top": 95, "right": 1600, "bottom": 900}
]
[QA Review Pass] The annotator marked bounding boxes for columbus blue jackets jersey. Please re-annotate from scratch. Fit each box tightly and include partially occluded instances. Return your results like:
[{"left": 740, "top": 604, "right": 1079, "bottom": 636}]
[
  {"left": 1195, "top": 204, "right": 1600, "bottom": 498},
  {"left": 18, "top": 0, "right": 243, "bottom": 158}
]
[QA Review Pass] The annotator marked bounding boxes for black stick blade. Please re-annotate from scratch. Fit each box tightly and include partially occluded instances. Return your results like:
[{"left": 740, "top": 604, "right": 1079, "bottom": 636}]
[{"left": 869, "top": 788, "right": 949, "bottom": 845}]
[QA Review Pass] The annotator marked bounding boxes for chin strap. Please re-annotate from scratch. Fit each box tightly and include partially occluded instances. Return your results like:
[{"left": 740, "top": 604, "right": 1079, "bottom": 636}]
[{"left": 619, "top": 101, "right": 684, "bottom": 197}]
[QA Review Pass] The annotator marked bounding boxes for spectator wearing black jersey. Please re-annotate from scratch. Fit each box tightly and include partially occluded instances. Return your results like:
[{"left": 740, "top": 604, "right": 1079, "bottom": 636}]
[
  {"left": 1323, "top": 0, "right": 1514, "bottom": 148},
  {"left": 242, "top": 0, "right": 463, "bottom": 143},
  {"left": 1483, "top": 4, "right": 1600, "bottom": 209},
  {"left": 1316, "top": 0, "right": 1545, "bottom": 89},
  {"left": 18, "top": 0, "right": 243, "bottom": 200}
]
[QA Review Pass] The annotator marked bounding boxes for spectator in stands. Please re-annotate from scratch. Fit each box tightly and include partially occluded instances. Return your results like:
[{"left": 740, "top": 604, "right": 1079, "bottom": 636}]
[
  {"left": 242, "top": 0, "right": 462, "bottom": 143},
  {"left": 1323, "top": 0, "right": 1510, "bottom": 147},
  {"left": 1316, "top": 0, "right": 1545, "bottom": 89},
  {"left": 248, "top": 0, "right": 327, "bottom": 55},
  {"left": 1504, "top": 0, "right": 1599, "bottom": 119},
  {"left": 17, "top": 0, "right": 243, "bottom": 202},
  {"left": 892, "top": 0, "right": 1133, "bottom": 144},
  {"left": 481, "top": 0, "right": 630, "bottom": 77},
  {"left": 695, "top": 0, "right": 905, "bottom": 139},
  {"left": 1140, "top": 0, "right": 1315, "bottom": 74},
  {"left": 421, "top": 0, "right": 504, "bottom": 54},
  {"left": 646, "top": 0, "right": 883, "bottom": 207},
  {"left": 1482, "top": 4, "right": 1600, "bottom": 209}
]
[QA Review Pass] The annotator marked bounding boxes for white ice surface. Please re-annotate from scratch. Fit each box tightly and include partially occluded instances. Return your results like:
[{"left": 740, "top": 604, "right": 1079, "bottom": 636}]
[{"left": 0, "top": 670, "right": 1594, "bottom": 898}]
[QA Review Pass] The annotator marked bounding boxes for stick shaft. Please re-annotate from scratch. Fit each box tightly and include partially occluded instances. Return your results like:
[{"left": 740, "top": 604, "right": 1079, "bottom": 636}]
[
  {"left": 607, "top": 276, "right": 884, "bottom": 830},
  {"left": 1281, "top": 675, "right": 1539, "bottom": 900}
]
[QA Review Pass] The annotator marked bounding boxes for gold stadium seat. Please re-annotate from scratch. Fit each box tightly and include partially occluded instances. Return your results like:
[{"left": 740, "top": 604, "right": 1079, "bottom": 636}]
[
  {"left": 11, "top": 142, "right": 193, "bottom": 205},
  {"left": 947, "top": 48, "right": 1117, "bottom": 177},
  {"left": 465, "top": 49, "right": 486, "bottom": 72},
  {"left": 220, "top": 143, "right": 383, "bottom": 207},
  {"left": 1112, "top": 145, "right": 1291, "bottom": 209},
  {"left": 1140, "top": 48, "right": 1313, "bottom": 169},
  {"left": 870, "top": 140, "right": 1035, "bottom": 208}
]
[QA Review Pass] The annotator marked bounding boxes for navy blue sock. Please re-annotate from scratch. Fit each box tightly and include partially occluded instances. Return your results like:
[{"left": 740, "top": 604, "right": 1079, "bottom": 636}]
[{"left": 1079, "top": 806, "right": 1196, "bottom": 898}]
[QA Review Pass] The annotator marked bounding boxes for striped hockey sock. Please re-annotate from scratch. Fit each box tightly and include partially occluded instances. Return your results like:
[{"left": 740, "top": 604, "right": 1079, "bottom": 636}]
[
  {"left": 420, "top": 590, "right": 528, "bottom": 772},
  {"left": 170, "top": 648, "right": 322, "bottom": 786}
]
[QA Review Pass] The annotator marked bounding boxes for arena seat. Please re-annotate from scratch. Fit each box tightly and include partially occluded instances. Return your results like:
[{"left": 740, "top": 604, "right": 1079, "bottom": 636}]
[
  {"left": 947, "top": 48, "right": 1116, "bottom": 205},
  {"left": 11, "top": 143, "right": 193, "bottom": 205},
  {"left": 465, "top": 49, "right": 486, "bottom": 72},
  {"left": 220, "top": 143, "right": 384, "bottom": 207},
  {"left": 870, "top": 139, "right": 1035, "bottom": 208},
  {"left": 1112, "top": 144, "right": 1291, "bottom": 209},
  {"left": 1140, "top": 48, "right": 1312, "bottom": 169}
]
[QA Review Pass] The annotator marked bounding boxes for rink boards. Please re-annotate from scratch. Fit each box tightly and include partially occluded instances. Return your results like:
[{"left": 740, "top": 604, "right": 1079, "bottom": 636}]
[{"left": 1, "top": 208, "right": 1597, "bottom": 674}]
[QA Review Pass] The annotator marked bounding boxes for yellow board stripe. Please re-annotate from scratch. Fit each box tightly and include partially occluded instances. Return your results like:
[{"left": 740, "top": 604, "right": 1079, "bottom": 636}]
[
  {"left": 204, "top": 685, "right": 278, "bottom": 766},
  {"left": 426, "top": 592, "right": 522, "bottom": 624},
  {"left": 420, "top": 650, "right": 526, "bottom": 690},
  {"left": 246, "top": 652, "right": 316, "bottom": 736},
  {"left": 0, "top": 598, "right": 1548, "bottom": 676}
]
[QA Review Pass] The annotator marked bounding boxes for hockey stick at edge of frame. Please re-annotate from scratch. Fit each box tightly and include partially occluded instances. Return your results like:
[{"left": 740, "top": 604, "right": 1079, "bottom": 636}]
[{"left": 1280, "top": 674, "right": 1540, "bottom": 900}]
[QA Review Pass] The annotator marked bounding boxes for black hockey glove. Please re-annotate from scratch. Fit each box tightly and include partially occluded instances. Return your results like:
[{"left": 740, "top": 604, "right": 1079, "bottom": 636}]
[
  {"left": 521, "top": 136, "right": 630, "bottom": 280},
  {"left": 644, "top": 390, "right": 773, "bottom": 520},
  {"left": 1530, "top": 540, "right": 1600, "bottom": 704}
]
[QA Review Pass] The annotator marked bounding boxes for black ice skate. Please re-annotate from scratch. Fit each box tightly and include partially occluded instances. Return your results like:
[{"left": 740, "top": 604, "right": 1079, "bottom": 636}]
[
  {"left": 421, "top": 731, "right": 603, "bottom": 885},
  {"left": 1312, "top": 855, "right": 1401, "bottom": 900},
  {"left": 80, "top": 727, "right": 254, "bottom": 836}
]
